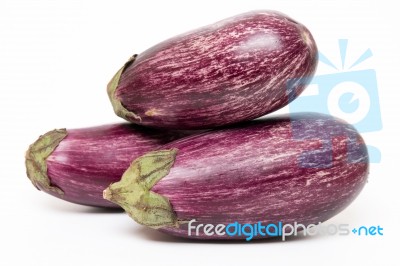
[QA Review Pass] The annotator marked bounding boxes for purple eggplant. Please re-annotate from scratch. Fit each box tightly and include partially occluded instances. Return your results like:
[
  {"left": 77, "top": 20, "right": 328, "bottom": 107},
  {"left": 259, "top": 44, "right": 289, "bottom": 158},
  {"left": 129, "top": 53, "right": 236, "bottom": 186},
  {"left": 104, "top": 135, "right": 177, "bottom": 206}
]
[
  {"left": 25, "top": 124, "right": 191, "bottom": 208},
  {"left": 104, "top": 113, "right": 369, "bottom": 240},
  {"left": 108, "top": 11, "right": 318, "bottom": 129}
]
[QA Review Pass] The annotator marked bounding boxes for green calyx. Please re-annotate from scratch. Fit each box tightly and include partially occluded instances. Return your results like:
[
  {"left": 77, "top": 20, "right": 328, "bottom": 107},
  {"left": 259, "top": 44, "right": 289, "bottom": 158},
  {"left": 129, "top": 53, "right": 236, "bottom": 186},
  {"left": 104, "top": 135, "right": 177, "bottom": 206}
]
[
  {"left": 25, "top": 129, "right": 67, "bottom": 195},
  {"left": 103, "top": 149, "right": 178, "bottom": 229},
  {"left": 107, "top": 54, "right": 142, "bottom": 123}
]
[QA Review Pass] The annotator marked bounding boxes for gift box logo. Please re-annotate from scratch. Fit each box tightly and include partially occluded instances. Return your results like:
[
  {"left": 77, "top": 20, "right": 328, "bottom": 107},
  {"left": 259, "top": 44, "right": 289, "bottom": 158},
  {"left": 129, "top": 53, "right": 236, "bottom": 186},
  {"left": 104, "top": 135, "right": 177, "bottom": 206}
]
[{"left": 288, "top": 39, "right": 382, "bottom": 166}]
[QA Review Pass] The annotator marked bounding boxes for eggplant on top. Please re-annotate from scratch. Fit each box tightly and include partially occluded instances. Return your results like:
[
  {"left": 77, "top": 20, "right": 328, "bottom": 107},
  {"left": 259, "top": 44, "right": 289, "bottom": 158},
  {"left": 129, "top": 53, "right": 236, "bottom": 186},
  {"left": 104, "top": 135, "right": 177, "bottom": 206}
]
[{"left": 108, "top": 11, "right": 318, "bottom": 129}]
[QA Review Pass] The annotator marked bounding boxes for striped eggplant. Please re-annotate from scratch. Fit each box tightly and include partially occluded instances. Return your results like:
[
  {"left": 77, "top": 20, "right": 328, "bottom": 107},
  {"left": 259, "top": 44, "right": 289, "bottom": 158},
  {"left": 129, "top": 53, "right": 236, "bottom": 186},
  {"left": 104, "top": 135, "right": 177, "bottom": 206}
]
[
  {"left": 25, "top": 124, "right": 191, "bottom": 208},
  {"left": 104, "top": 113, "right": 369, "bottom": 240},
  {"left": 108, "top": 11, "right": 318, "bottom": 129}
]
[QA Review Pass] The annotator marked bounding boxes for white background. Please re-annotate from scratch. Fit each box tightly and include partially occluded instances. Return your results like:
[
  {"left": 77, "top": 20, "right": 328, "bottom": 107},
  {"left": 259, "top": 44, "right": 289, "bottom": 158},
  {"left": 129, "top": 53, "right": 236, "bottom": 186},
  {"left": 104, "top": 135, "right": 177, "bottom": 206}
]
[{"left": 1, "top": 0, "right": 398, "bottom": 265}]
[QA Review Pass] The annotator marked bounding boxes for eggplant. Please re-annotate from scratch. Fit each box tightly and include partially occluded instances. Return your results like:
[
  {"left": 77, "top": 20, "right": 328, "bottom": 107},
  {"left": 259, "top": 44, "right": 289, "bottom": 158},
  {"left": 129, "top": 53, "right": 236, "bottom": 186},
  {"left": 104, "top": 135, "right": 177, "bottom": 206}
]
[
  {"left": 104, "top": 113, "right": 369, "bottom": 240},
  {"left": 108, "top": 11, "right": 318, "bottom": 129},
  {"left": 25, "top": 124, "right": 191, "bottom": 208}
]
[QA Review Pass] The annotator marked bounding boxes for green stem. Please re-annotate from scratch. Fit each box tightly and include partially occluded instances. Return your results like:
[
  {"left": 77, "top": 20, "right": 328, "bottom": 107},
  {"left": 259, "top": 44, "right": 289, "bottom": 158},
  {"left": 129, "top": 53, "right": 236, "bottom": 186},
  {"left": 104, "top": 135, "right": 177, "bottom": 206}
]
[
  {"left": 107, "top": 54, "right": 142, "bottom": 122},
  {"left": 25, "top": 129, "right": 67, "bottom": 195},
  {"left": 103, "top": 149, "right": 179, "bottom": 229}
]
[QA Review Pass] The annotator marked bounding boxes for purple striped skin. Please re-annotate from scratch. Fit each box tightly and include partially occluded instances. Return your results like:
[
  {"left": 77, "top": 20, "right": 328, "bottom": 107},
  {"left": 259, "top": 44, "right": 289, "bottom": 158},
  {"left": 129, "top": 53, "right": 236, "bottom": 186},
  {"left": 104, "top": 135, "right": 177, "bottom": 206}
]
[
  {"left": 27, "top": 124, "right": 189, "bottom": 208},
  {"left": 110, "top": 10, "right": 318, "bottom": 129},
  {"left": 156, "top": 113, "right": 368, "bottom": 239},
  {"left": 106, "top": 113, "right": 368, "bottom": 239}
]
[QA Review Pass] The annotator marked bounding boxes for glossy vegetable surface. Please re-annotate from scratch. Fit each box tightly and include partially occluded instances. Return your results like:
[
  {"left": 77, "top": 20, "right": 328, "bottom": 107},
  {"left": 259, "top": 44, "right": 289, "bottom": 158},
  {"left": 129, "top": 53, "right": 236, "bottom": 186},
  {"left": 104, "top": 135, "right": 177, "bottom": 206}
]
[
  {"left": 105, "top": 113, "right": 369, "bottom": 239},
  {"left": 108, "top": 11, "right": 318, "bottom": 129},
  {"left": 25, "top": 124, "right": 190, "bottom": 207}
]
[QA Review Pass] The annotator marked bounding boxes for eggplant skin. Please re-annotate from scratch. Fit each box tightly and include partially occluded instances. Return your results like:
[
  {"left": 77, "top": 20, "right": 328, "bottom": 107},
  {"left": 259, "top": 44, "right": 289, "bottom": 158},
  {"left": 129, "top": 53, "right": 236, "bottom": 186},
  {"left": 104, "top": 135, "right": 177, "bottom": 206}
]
[
  {"left": 105, "top": 113, "right": 368, "bottom": 239},
  {"left": 109, "top": 11, "right": 318, "bottom": 129},
  {"left": 25, "top": 124, "right": 190, "bottom": 208}
]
